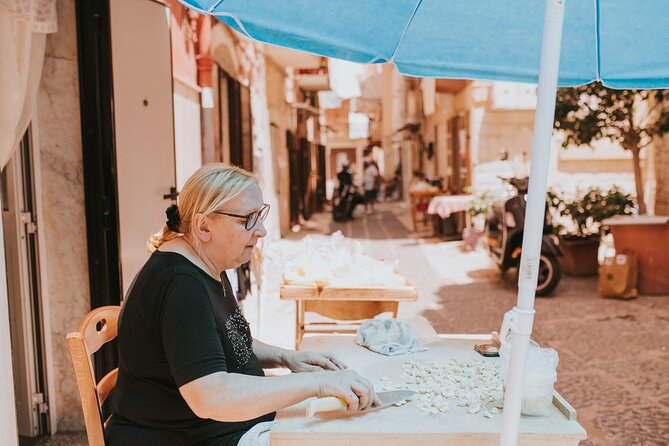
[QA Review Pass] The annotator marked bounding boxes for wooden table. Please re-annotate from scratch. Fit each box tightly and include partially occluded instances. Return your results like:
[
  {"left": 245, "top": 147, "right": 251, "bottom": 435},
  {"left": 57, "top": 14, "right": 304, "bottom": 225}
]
[
  {"left": 280, "top": 284, "right": 418, "bottom": 350},
  {"left": 271, "top": 335, "right": 587, "bottom": 446}
]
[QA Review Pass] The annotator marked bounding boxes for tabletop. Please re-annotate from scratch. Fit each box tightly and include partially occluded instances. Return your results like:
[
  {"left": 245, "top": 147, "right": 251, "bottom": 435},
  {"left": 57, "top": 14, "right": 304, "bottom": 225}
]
[{"left": 270, "top": 334, "right": 586, "bottom": 446}]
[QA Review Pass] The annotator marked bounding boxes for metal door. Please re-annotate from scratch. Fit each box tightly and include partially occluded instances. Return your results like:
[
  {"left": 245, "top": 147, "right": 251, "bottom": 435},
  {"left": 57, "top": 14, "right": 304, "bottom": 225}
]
[{"left": 1, "top": 131, "right": 49, "bottom": 438}]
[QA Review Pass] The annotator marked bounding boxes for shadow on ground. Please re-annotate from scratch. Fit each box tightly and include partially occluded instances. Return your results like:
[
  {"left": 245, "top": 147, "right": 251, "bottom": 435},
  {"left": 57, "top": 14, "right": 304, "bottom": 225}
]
[{"left": 418, "top": 272, "right": 669, "bottom": 446}]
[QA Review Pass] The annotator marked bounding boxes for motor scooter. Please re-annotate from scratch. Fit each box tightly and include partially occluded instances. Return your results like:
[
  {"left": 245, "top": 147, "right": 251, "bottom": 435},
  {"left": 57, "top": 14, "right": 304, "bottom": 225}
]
[{"left": 485, "top": 177, "right": 562, "bottom": 296}]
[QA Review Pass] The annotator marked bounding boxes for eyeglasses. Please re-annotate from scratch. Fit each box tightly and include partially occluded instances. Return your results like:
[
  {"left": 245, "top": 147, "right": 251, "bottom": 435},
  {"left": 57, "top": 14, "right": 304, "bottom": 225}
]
[{"left": 212, "top": 204, "right": 270, "bottom": 230}]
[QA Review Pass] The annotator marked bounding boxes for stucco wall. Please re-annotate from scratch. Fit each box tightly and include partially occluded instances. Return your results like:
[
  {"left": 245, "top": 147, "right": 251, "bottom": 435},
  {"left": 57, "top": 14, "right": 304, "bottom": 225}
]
[
  {"left": 265, "top": 57, "right": 292, "bottom": 236},
  {"left": 37, "top": 0, "right": 89, "bottom": 432},
  {"left": 558, "top": 158, "right": 633, "bottom": 174},
  {"left": 476, "top": 109, "right": 535, "bottom": 164}
]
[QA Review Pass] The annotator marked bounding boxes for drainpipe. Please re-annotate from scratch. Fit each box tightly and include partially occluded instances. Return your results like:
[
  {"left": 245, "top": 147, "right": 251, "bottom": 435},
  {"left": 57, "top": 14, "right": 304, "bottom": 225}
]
[{"left": 191, "top": 12, "right": 215, "bottom": 163}]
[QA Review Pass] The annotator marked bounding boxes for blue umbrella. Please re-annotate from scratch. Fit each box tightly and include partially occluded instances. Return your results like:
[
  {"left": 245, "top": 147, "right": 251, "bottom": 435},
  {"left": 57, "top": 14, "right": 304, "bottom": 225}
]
[
  {"left": 179, "top": 0, "right": 669, "bottom": 88},
  {"left": 177, "top": 1, "right": 669, "bottom": 445}
]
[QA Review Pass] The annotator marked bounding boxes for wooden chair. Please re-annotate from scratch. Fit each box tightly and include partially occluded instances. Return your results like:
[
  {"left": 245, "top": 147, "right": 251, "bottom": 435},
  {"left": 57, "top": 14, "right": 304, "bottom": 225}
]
[
  {"left": 67, "top": 306, "right": 121, "bottom": 446},
  {"left": 409, "top": 189, "right": 440, "bottom": 234},
  {"left": 296, "top": 300, "right": 398, "bottom": 350}
]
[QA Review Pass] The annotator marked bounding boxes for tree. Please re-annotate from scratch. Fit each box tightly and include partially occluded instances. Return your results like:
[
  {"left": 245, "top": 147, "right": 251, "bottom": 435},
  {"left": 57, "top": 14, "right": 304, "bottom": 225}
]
[{"left": 554, "top": 82, "right": 669, "bottom": 214}]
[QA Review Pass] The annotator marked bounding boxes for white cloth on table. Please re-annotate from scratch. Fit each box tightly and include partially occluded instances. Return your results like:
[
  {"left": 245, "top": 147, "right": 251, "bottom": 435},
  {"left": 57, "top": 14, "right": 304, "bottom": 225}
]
[
  {"left": 426, "top": 194, "right": 473, "bottom": 218},
  {"left": 238, "top": 421, "right": 274, "bottom": 446},
  {"left": 356, "top": 319, "right": 428, "bottom": 356}
]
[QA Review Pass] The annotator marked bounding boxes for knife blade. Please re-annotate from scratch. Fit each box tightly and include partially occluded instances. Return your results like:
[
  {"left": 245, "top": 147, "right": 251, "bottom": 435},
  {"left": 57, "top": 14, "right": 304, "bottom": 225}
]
[
  {"left": 306, "top": 390, "right": 416, "bottom": 417},
  {"left": 375, "top": 389, "right": 416, "bottom": 407}
]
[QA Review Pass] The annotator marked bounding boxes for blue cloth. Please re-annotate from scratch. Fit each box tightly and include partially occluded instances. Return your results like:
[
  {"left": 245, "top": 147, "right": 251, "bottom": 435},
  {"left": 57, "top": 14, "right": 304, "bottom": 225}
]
[
  {"left": 356, "top": 319, "right": 428, "bottom": 356},
  {"left": 177, "top": 0, "right": 669, "bottom": 89}
]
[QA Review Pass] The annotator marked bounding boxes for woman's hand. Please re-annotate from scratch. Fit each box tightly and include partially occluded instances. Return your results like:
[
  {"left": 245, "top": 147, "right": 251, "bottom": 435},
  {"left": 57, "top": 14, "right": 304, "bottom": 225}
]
[
  {"left": 315, "top": 369, "right": 379, "bottom": 412},
  {"left": 284, "top": 351, "right": 348, "bottom": 373}
]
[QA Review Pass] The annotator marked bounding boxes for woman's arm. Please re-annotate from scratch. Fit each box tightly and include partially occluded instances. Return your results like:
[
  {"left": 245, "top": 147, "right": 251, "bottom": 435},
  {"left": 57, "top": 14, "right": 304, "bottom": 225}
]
[
  {"left": 253, "top": 339, "right": 347, "bottom": 372},
  {"left": 251, "top": 339, "right": 288, "bottom": 368},
  {"left": 179, "top": 368, "right": 378, "bottom": 422}
]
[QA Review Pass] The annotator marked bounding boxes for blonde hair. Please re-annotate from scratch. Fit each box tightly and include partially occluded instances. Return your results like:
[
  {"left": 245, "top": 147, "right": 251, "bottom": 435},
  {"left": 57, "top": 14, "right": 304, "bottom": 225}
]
[{"left": 148, "top": 163, "right": 258, "bottom": 252}]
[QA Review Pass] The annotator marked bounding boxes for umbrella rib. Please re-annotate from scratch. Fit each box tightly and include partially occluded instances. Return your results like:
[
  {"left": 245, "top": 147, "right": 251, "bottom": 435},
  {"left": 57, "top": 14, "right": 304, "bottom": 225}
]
[
  {"left": 389, "top": 0, "right": 424, "bottom": 62},
  {"left": 594, "top": 0, "right": 601, "bottom": 81},
  {"left": 176, "top": 0, "right": 208, "bottom": 14},
  {"left": 206, "top": 0, "right": 226, "bottom": 14},
  {"left": 211, "top": 11, "right": 253, "bottom": 39}
]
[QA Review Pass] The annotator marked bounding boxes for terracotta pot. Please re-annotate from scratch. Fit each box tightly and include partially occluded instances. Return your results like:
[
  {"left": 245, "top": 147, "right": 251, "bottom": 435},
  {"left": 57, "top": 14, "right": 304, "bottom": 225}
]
[
  {"left": 558, "top": 237, "right": 600, "bottom": 276},
  {"left": 604, "top": 215, "right": 669, "bottom": 295}
]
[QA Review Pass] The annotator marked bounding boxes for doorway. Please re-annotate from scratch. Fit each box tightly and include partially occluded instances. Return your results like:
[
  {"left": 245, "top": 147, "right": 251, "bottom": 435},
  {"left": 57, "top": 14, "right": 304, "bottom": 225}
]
[
  {"left": 76, "top": 0, "right": 178, "bottom": 380},
  {"left": 448, "top": 114, "right": 471, "bottom": 194},
  {"left": 1, "top": 129, "right": 51, "bottom": 442},
  {"left": 109, "top": 0, "right": 178, "bottom": 296},
  {"left": 329, "top": 148, "right": 356, "bottom": 181},
  {"left": 287, "top": 131, "right": 301, "bottom": 226}
]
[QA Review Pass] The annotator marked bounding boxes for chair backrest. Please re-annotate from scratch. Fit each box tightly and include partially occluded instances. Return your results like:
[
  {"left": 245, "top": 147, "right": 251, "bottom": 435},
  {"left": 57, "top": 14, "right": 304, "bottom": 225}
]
[{"left": 67, "top": 305, "right": 121, "bottom": 446}]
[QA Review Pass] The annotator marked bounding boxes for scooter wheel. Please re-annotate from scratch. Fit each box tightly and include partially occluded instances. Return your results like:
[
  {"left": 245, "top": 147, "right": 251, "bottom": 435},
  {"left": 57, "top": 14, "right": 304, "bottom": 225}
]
[{"left": 536, "top": 254, "right": 560, "bottom": 297}]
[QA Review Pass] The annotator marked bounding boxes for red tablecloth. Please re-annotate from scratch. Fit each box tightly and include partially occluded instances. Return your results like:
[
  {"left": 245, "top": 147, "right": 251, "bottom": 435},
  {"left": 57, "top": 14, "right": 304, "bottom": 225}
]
[{"left": 427, "top": 194, "right": 473, "bottom": 218}]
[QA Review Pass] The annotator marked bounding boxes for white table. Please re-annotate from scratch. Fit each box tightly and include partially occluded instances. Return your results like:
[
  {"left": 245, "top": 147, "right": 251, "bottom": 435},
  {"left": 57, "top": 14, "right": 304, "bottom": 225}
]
[
  {"left": 270, "top": 334, "right": 586, "bottom": 446},
  {"left": 427, "top": 194, "right": 474, "bottom": 218}
]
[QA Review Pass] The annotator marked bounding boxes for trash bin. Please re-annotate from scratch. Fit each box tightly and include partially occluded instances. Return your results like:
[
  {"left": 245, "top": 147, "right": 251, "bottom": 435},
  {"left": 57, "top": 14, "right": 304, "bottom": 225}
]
[{"left": 603, "top": 215, "right": 669, "bottom": 295}]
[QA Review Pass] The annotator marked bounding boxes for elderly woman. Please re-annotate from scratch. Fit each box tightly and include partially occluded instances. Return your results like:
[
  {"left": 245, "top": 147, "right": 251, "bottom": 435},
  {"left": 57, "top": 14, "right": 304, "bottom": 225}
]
[{"left": 106, "top": 164, "right": 377, "bottom": 445}]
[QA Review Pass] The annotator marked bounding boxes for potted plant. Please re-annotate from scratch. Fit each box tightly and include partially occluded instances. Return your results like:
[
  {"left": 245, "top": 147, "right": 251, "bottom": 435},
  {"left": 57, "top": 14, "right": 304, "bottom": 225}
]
[
  {"left": 547, "top": 187, "right": 635, "bottom": 276},
  {"left": 462, "top": 190, "right": 490, "bottom": 249}
]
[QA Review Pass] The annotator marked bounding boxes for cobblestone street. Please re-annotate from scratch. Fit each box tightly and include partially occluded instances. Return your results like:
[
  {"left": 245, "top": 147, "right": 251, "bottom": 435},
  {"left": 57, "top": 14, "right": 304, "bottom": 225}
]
[{"left": 41, "top": 202, "right": 669, "bottom": 446}]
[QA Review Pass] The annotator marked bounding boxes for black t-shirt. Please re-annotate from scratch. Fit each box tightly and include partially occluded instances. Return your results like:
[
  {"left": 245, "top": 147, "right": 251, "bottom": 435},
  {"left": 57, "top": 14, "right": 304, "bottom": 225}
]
[{"left": 106, "top": 251, "right": 275, "bottom": 446}]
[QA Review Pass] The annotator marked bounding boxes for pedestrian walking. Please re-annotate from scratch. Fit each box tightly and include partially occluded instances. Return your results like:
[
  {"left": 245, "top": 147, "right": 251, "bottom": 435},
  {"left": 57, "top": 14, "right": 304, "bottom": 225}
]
[
  {"left": 363, "top": 161, "right": 380, "bottom": 214},
  {"left": 336, "top": 163, "right": 353, "bottom": 198}
]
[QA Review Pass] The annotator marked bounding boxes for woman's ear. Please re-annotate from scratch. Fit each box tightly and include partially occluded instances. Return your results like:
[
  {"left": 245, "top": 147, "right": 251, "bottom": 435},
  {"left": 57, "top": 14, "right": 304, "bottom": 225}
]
[{"left": 192, "top": 213, "right": 212, "bottom": 242}]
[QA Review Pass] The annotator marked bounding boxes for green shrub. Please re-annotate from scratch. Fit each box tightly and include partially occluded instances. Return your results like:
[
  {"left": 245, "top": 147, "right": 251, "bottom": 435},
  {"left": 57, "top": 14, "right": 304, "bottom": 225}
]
[{"left": 547, "top": 187, "right": 635, "bottom": 240}]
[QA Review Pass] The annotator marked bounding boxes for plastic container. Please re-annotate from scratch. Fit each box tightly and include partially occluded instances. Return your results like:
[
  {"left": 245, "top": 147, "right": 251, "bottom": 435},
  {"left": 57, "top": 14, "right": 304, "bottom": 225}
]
[
  {"left": 499, "top": 344, "right": 559, "bottom": 417},
  {"left": 520, "top": 369, "right": 557, "bottom": 417},
  {"left": 499, "top": 311, "right": 559, "bottom": 417}
]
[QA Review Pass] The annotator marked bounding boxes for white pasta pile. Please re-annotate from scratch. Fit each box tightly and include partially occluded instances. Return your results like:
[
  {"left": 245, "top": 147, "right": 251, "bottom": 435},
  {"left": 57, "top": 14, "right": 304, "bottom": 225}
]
[
  {"left": 379, "top": 358, "right": 504, "bottom": 418},
  {"left": 281, "top": 231, "right": 407, "bottom": 288}
]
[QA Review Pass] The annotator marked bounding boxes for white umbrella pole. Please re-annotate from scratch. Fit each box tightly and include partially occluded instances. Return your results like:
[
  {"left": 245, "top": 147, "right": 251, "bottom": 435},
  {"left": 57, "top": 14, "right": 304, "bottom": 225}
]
[{"left": 499, "top": 0, "right": 565, "bottom": 445}]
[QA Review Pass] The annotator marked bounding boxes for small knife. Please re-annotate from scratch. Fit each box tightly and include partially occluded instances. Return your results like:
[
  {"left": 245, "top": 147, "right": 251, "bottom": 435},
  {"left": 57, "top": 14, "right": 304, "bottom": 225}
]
[{"left": 306, "top": 389, "right": 416, "bottom": 417}]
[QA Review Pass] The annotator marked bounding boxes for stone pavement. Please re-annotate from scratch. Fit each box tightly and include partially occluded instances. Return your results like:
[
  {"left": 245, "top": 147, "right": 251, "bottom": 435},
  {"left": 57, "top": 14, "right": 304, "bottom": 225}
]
[{"left": 38, "top": 201, "right": 669, "bottom": 446}]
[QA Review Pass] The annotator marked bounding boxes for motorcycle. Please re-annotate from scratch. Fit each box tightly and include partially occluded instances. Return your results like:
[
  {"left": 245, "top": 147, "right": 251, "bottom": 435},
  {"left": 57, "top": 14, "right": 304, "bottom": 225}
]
[
  {"left": 485, "top": 177, "right": 562, "bottom": 296},
  {"left": 332, "top": 184, "right": 364, "bottom": 222}
]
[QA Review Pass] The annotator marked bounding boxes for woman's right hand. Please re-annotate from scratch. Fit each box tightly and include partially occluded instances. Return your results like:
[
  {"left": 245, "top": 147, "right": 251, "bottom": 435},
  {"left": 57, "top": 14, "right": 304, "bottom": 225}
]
[{"left": 314, "top": 370, "right": 380, "bottom": 412}]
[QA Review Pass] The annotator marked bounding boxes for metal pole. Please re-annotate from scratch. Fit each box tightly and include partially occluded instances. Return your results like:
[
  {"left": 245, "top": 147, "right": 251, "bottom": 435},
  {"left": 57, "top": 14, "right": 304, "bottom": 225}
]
[{"left": 499, "top": 0, "right": 565, "bottom": 445}]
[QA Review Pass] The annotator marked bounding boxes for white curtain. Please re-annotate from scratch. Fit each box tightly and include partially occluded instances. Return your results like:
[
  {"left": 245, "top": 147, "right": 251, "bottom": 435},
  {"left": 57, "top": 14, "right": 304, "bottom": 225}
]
[{"left": 0, "top": 0, "right": 57, "bottom": 169}]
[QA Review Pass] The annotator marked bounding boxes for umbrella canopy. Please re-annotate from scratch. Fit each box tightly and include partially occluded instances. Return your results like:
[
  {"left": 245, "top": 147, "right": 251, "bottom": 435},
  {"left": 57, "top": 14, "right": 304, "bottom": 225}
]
[
  {"left": 180, "top": 0, "right": 669, "bottom": 89},
  {"left": 176, "top": 1, "right": 667, "bottom": 446}
]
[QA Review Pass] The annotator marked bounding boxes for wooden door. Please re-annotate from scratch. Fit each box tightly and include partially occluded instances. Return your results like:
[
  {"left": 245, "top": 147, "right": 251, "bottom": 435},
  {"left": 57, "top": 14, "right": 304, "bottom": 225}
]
[{"left": 287, "top": 131, "right": 301, "bottom": 226}]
